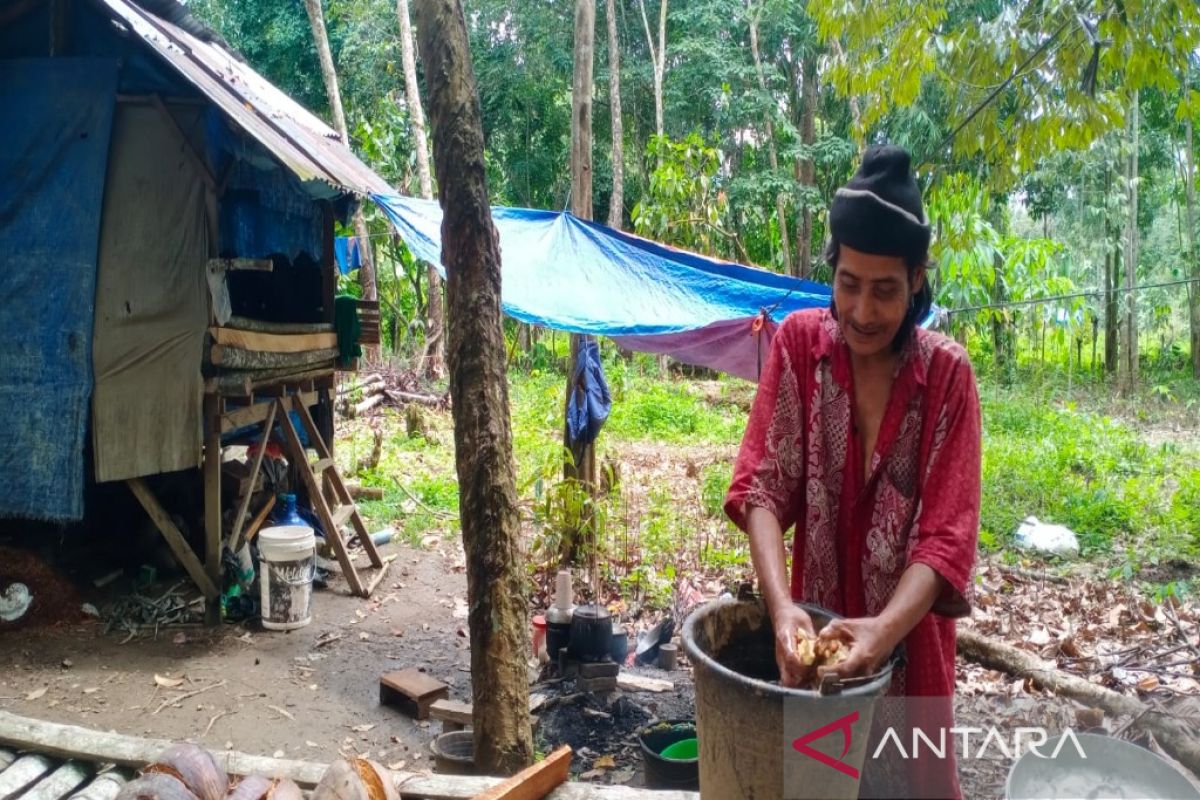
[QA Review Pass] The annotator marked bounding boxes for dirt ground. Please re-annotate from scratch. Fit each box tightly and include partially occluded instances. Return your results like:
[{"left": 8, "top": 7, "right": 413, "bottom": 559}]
[{"left": 0, "top": 542, "right": 475, "bottom": 770}]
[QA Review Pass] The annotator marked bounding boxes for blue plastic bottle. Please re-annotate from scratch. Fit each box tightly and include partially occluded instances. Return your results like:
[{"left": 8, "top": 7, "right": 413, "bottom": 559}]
[{"left": 275, "top": 493, "right": 306, "bottom": 527}]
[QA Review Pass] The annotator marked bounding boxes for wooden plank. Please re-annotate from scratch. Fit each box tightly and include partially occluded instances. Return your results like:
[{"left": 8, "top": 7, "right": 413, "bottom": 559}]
[
  {"left": 275, "top": 401, "right": 365, "bottom": 597},
  {"left": 470, "top": 745, "right": 570, "bottom": 800},
  {"left": 220, "top": 392, "right": 316, "bottom": 434},
  {"left": 210, "top": 346, "right": 339, "bottom": 371},
  {"left": 126, "top": 479, "right": 219, "bottom": 599},
  {"left": 210, "top": 327, "right": 337, "bottom": 353},
  {"left": 68, "top": 771, "right": 130, "bottom": 800},
  {"left": 0, "top": 754, "right": 53, "bottom": 800},
  {"left": 379, "top": 669, "right": 449, "bottom": 720},
  {"left": 391, "top": 772, "right": 698, "bottom": 800},
  {"left": 207, "top": 258, "right": 273, "bottom": 273},
  {"left": 227, "top": 317, "right": 333, "bottom": 335},
  {"left": 22, "top": 762, "right": 90, "bottom": 800},
  {"left": 243, "top": 495, "right": 277, "bottom": 544},
  {"left": 206, "top": 366, "right": 335, "bottom": 396},
  {"left": 229, "top": 401, "right": 276, "bottom": 552},
  {"left": 203, "top": 394, "right": 222, "bottom": 625},
  {"left": 0, "top": 712, "right": 696, "bottom": 800},
  {"left": 429, "top": 699, "right": 473, "bottom": 727},
  {"left": 615, "top": 674, "right": 673, "bottom": 693},
  {"left": 0, "top": 712, "right": 326, "bottom": 788}
]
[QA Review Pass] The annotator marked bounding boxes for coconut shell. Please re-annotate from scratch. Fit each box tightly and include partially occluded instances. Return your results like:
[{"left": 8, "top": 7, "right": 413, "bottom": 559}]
[
  {"left": 226, "top": 776, "right": 272, "bottom": 800},
  {"left": 145, "top": 744, "right": 229, "bottom": 800},
  {"left": 311, "top": 759, "right": 396, "bottom": 800},
  {"left": 116, "top": 773, "right": 199, "bottom": 800},
  {"left": 267, "top": 779, "right": 304, "bottom": 800}
]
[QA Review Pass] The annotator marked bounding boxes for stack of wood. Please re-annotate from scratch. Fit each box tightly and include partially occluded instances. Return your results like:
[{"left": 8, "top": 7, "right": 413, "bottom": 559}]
[
  {"left": 336, "top": 373, "right": 443, "bottom": 419},
  {"left": 204, "top": 318, "right": 338, "bottom": 396}
]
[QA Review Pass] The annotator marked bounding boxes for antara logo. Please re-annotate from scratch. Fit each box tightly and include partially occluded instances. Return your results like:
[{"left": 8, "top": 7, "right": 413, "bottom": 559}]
[{"left": 791, "top": 711, "right": 861, "bottom": 779}]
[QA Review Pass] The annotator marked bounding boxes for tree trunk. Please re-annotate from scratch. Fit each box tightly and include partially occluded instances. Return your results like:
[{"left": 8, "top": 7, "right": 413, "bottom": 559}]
[
  {"left": 397, "top": 0, "right": 446, "bottom": 380},
  {"left": 957, "top": 629, "right": 1200, "bottom": 778},
  {"left": 302, "top": 0, "right": 378, "bottom": 356},
  {"left": 562, "top": 0, "right": 597, "bottom": 566},
  {"left": 411, "top": 0, "right": 533, "bottom": 774},
  {"left": 605, "top": 0, "right": 624, "bottom": 229},
  {"left": 637, "top": 0, "right": 667, "bottom": 162},
  {"left": 1121, "top": 90, "right": 1139, "bottom": 392},
  {"left": 747, "top": 3, "right": 791, "bottom": 275},
  {"left": 797, "top": 53, "right": 817, "bottom": 278},
  {"left": 1184, "top": 108, "right": 1199, "bottom": 379},
  {"left": 1104, "top": 163, "right": 1119, "bottom": 375}
]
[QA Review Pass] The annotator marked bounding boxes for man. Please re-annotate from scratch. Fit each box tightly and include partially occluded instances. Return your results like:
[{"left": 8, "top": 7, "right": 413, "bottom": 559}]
[{"left": 725, "top": 145, "right": 981, "bottom": 798}]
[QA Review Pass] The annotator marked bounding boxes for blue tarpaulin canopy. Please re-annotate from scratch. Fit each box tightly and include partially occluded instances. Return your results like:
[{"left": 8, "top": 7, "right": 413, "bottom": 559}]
[{"left": 371, "top": 194, "right": 833, "bottom": 380}]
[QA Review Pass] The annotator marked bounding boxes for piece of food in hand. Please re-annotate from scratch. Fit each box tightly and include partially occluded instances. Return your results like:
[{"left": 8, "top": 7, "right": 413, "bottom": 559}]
[
  {"left": 814, "top": 636, "right": 849, "bottom": 667},
  {"left": 793, "top": 630, "right": 816, "bottom": 666}
]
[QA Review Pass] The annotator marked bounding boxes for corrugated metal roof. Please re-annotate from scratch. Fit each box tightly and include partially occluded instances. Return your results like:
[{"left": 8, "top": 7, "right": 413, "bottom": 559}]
[{"left": 99, "top": 0, "right": 392, "bottom": 196}]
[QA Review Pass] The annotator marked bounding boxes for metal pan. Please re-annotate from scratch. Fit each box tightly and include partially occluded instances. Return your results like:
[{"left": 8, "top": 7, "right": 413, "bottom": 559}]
[{"left": 1006, "top": 732, "right": 1200, "bottom": 799}]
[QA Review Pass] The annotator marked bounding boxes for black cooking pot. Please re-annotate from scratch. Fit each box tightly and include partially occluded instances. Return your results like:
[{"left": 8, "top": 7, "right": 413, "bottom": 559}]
[{"left": 569, "top": 604, "right": 612, "bottom": 661}]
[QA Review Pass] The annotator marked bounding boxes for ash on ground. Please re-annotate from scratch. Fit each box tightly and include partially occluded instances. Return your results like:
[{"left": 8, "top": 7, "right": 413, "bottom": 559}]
[{"left": 534, "top": 665, "right": 696, "bottom": 786}]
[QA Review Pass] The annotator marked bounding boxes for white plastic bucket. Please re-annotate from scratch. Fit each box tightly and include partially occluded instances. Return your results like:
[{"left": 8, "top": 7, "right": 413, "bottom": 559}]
[{"left": 258, "top": 524, "right": 316, "bottom": 631}]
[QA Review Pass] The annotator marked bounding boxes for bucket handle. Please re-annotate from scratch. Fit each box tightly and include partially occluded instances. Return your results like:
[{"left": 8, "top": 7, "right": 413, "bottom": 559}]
[
  {"left": 268, "top": 561, "right": 316, "bottom": 586},
  {"left": 818, "top": 642, "right": 907, "bottom": 696}
]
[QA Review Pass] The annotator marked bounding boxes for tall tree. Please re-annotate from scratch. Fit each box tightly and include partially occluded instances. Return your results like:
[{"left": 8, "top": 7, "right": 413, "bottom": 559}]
[
  {"left": 1121, "top": 90, "right": 1140, "bottom": 391},
  {"left": 606, "top": 0, "right": 624, "bottom": 229},
  {"left": 412, "top": 0, "right": 533, "bottom": 774},
  {"left": 637, "top": 0, "right": 668, "bottom": 156},
  {"left": 1185, "top": 100, "right": 1199, "bottom": 379},
  {"left": 397, "top": 0, "right": 446, "bottom": 380},
  {"left": 747, "top": 1, "right": 792, "bottom": 274},
  {"left": 302, "top": 0, "right": 378, "bottom": 321},
  {"left": 797, "top": 52, "right": 817, "bottom": 277},
  {"left": 562, "top": 0, "right": 597, "bottom": 565}
]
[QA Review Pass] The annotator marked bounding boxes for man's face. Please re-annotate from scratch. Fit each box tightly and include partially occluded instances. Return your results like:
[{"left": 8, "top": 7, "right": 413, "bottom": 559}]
[{"left": 832, "top": 244, "right": 924, "bottom": 359}]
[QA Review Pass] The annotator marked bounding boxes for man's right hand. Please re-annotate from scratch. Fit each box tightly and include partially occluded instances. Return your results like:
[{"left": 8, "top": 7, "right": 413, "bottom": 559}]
[{"left": 771, "top": 604, "right": 816, "bottom": 688}]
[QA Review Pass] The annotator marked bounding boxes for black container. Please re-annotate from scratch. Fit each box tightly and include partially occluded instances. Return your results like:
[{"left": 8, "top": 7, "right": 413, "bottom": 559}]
[
  {"left": 639, "top": 719, "right": 699, "bottom": 790},
  {"left": 546, "top": 620, "right": 572, "bottom": 661},
  {"left": 568, "top": 604, "right": 612, "bottom": 661}
]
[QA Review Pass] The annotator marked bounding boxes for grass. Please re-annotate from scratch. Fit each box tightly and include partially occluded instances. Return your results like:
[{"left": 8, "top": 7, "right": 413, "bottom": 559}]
[{"left": 336, "top": 341, "right": 1199, "bottom": 605}]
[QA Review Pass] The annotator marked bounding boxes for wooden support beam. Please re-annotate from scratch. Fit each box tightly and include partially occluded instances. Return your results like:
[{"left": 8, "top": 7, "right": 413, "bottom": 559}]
[
  {"left": 219, "top": 391, "right": 316, "bottom": 434},
  {"left": 229, "top": 401, "right": 276, "bottom": 553},
  {"left": 470, "top": 745, "right": 571, "bottom": 800},
  {"left": 126, "top": 479, "right": 219, "bottom": 600},
  {"left": 321, "top": 201, "right": 336, "bottom": 324},
  {"left": 205, "top": 366, "right": 335, "bottom": 396},
  {"left": 206, "top": 258, "right": 274, "bottom": 273},
  {"left": 209, "top": 327, "right": 337, "bottom": 353},
  {"left": 226, "top": 317, "right": 334, "bottom": 335},
  {"left": 0, "top": 711, "right": 698, "bottom": 799},
  {"left": 49, "top": 0, "right": 68, "bottom": 55},
  {"left": 203, "top": 395, "right": 222, "bottom": 623}
]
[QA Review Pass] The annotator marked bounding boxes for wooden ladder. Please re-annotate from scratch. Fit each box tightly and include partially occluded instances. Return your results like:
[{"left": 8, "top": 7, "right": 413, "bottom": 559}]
[{"left": 274, "top": 395, "right": 388, "bottom": 597}]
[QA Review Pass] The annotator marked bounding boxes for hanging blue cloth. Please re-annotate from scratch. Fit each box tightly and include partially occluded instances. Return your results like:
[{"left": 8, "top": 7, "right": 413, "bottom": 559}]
[{"left": 566, "top": 337, "right": 611, "bottom": 446}]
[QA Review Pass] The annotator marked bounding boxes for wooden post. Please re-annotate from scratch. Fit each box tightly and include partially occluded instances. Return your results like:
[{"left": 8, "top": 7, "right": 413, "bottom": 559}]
[
  {"left": 321, "top": 201, "right": 337, "bottom": 325},
  {"left": 203, "top": 394, "right": 222, "bottom": 624},
  {"left": 561, "top": 0, "right": 597, "bottom": 566},
  {"left": 49, "top": 0, "right": 69, "bottom": 55}
]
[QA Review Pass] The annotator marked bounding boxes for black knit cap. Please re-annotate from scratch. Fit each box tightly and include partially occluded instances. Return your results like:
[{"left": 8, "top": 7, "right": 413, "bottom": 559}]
[{"left": 828, "top": 145, "right": 930, "bottom": 258}]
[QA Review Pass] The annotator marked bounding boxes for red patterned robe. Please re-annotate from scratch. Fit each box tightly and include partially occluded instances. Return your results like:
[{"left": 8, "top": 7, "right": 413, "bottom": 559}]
[{"left": 725, "top": 308, "right": 981, "bottom": 799}]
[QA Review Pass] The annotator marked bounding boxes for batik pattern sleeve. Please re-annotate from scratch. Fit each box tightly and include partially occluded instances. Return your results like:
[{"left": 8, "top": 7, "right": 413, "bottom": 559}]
[
  {"left": 906, "top": 351, "right": 981, "bottom": 618},
  {"left": 724, "top": 317, "right": 807, "bottom": 533}
]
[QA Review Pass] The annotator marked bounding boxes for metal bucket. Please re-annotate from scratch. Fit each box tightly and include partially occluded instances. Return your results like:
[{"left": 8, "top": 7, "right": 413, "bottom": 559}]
[
  {"left": 1006, "top": 732, "right": 1200, "bottom": 799},
  {"left": 681, "top": 598, "right": 895, "bottom": 800}
]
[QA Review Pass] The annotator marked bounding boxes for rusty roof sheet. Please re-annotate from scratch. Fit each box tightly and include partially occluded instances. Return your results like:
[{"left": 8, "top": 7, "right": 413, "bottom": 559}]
[{"left": 100, "top": 0, "right": 392, "bottom": 196}]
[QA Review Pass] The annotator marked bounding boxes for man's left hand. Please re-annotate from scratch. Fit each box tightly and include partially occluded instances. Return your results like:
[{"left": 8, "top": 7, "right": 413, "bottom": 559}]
[{"left": 815, "top": 616, "right": 900, "bottom": 680}]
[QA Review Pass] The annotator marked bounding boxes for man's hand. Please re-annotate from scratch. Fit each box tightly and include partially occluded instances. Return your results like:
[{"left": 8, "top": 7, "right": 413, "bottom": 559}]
[
  {"left": 815, "top": 616, "right": 899, "bottom": 680},
  {"left": 772, "top": 604, "right": 817, "bottom": 688}
]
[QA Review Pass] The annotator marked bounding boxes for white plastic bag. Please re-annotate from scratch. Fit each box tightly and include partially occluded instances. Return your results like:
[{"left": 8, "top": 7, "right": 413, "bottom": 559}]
[{"left": 1014, "top": 516, "right": 1080, "bottom": 557}]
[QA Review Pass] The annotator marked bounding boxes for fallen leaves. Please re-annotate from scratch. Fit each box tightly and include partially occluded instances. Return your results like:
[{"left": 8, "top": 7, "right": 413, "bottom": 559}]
[
  {"left": 154, "top": 674, "right": 185, "bottom": 688},
  {"left": 25, "top": 687, "right": 47, "bottom": 701}
]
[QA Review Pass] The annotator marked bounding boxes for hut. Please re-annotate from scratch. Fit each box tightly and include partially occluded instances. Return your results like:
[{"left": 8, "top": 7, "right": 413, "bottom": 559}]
[{"left": 0, "top": 0, "right": 391, "bottom": 618}]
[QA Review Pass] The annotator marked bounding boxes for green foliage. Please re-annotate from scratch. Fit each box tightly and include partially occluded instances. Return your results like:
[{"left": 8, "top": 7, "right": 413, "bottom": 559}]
[
  {"left": 605, "top": 381, "right": 744, "bottom": 444},
  {"left": 980, "top": 386, "right": 1199, "bottom": 558},
  {"left": 632, "top": 133, "right": 731, "bottom": 257}
]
